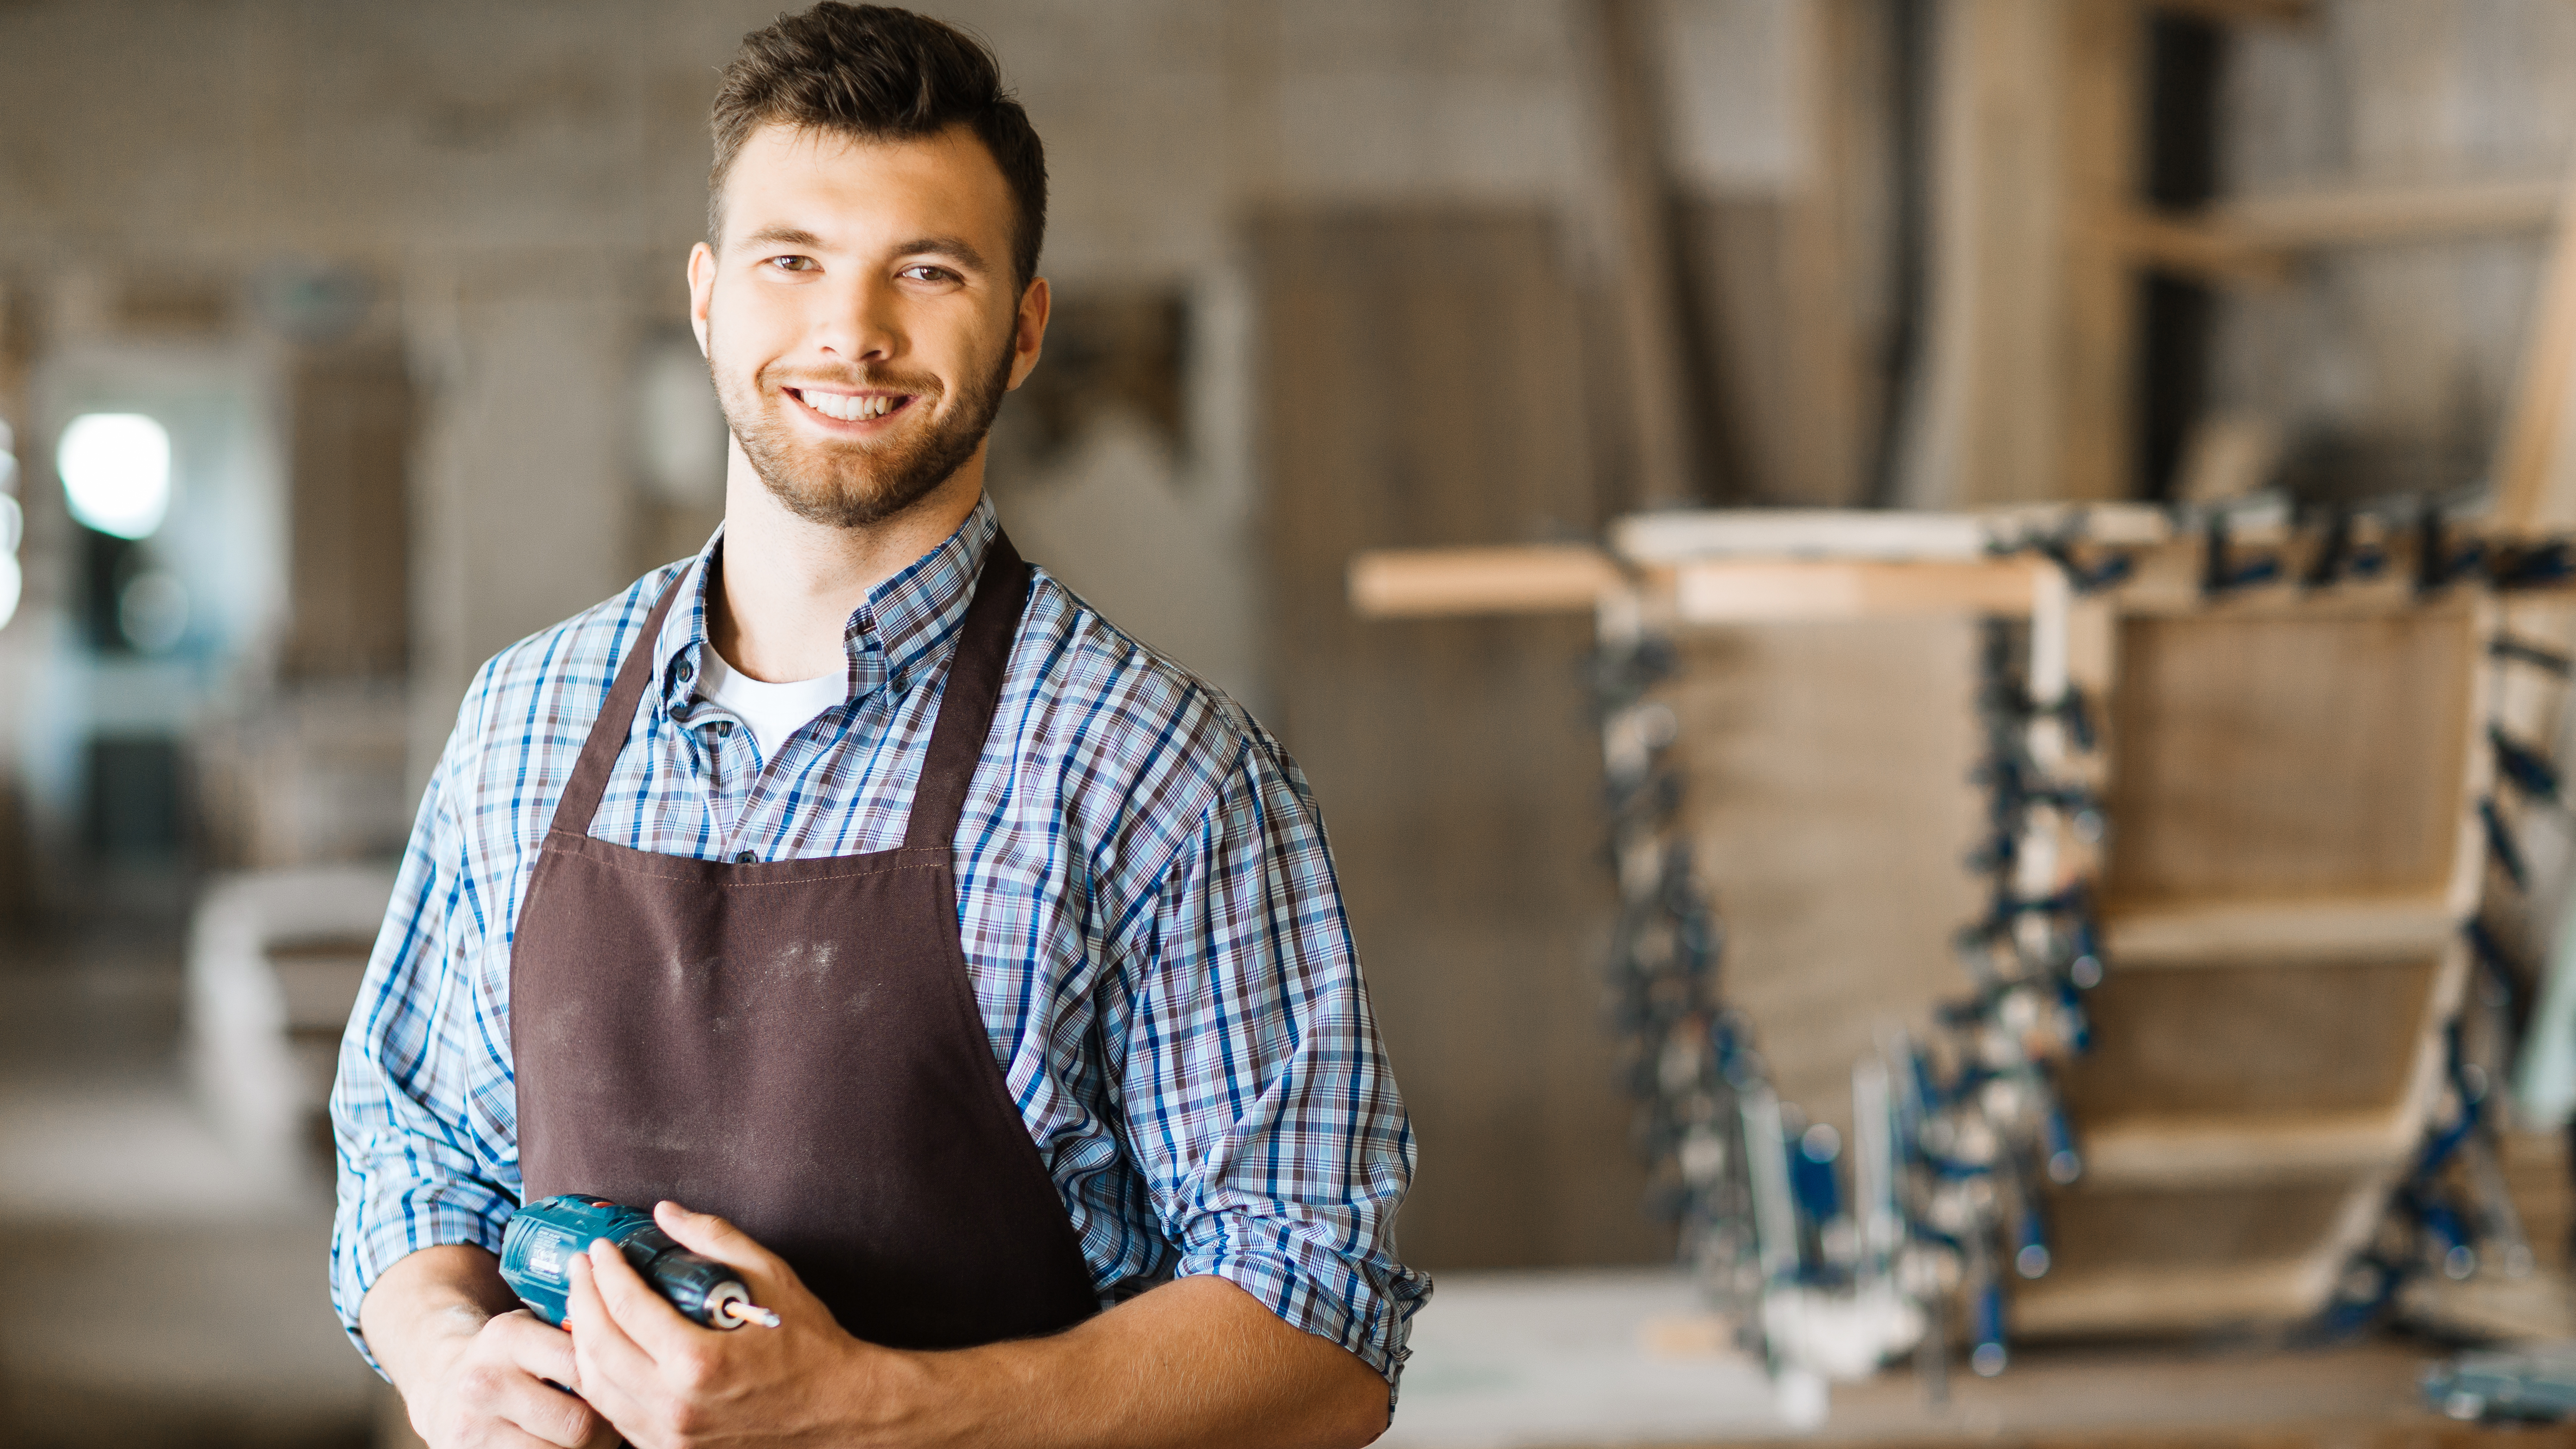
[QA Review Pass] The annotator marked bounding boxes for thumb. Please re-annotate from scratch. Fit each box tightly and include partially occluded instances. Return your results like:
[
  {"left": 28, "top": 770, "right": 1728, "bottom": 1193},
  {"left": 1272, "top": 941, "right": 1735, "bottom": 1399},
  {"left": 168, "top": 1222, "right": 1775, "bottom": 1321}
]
[
  {"left": 653, "top": 1201, "right": 827, "bottom": 1325},
  {"left": 653, "top": 1200, "right": 792, "bottom": 1282}
]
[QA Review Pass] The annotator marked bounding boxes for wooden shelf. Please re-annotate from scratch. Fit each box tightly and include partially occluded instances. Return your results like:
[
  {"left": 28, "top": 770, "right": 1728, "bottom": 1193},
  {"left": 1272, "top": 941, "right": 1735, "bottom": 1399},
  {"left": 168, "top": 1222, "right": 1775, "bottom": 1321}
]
[
  {"left": 2012, "top": 1258, "right": 2332, "bottom": 1337},
  {"left": 1346, "top": 546, "right": 1620, "bottom": 618},
  {"left": 1668, "top": 558, "right": 2049, "bottom": 623},
  {"left": 1347, "top": 543, "right": 2055, "bottom": 624},
  {"left": 1611, "top": 509, "right": 1995, "bottom": 563},
  {"left": 2075, "top": 1108, "right": 2422, "bottom": 1188},
  {"left": 2110, "top": 177, "right": 2564, "bottom": 286},
  {"left": 2102, "top": 893, "right": 2460, "bottom": 967}
]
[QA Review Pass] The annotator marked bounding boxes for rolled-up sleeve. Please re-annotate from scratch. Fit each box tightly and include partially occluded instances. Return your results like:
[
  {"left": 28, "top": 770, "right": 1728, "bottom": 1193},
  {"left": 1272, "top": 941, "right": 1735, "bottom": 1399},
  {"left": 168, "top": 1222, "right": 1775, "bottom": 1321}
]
[
  {"left": 327, "top": 699, "right": 523, "bottom": 1375},
  {"left": 1107, "top": 731, "right": 1430, "bottom": 1391}
]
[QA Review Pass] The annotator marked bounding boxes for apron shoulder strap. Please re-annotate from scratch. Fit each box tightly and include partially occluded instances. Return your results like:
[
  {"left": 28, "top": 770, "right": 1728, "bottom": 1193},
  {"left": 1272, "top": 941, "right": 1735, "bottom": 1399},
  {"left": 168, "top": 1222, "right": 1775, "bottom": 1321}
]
[
  {"left": 904, "top": 530, "right": 1031, "bottom": 850},
  {"left": 551, "top": 573, "right": 690, "bottom": 842},
  {"left": 547, "top": 532, "right": 1028, "bottom": 851}
]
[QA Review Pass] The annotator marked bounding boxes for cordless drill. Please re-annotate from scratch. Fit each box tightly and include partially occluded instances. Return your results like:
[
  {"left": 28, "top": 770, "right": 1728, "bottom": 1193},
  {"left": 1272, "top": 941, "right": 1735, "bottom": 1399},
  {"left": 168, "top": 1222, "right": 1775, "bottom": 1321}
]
[{"left": 500, "top": 1195, "right": 781, "bottom": 1331}]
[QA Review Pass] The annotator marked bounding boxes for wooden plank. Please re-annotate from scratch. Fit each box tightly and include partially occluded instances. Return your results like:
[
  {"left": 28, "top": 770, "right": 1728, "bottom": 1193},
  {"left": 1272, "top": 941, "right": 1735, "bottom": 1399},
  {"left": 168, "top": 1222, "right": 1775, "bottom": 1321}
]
[
  {"left": 2101, "top": 603, "right": 2481, "bottom": 907},
  {"left": 1348, "top": 546, "right": 1622, "bottom": 619},
  {"left": 1257, "top": 208, "right": 1662, "bottom": 1272},
  {"left": 1346, "top": 518, "right": 2576, "bottom": 624},
  {"left": 2108, "top": 177, "right": 2565, "bottom": 286},
  {"left": 2056, "top": 0, "right": 2147, "bottom": 503},
  {"left": 1665, "top": 616, "right": 1988, "bottom": 1144},
  {"left": 2491, "top": 154, "right": 2576, "bottom": 532},
  {"left": 1614, "top": 509, "right": 1993, "bottom": 563},
  {"left": 2049, "top": 1180, "right": 2374, "bottom": 1267},
  {"left": 1670, "top": 557, "right": 2047, "bottom": 622},
  {"left": 1615, "top": 504, "right": 2176, "bottom": 565},
  {"left": 2068, "top": 954, "right": 2444, "bottom": 1124},
  {"left": 2012, "top": 1258, "right": 2331, "bottom": 1336},
  {"left": 1668, "top": 0, "right": 1892, "bottom": 509},
  {"left": 2076, "top": 1112, "right": 2420, "bottom": 1186},
  {"left": 2222, "top": 177, "right": 2562, "bottom": 247},
  {"left": 2102, "top": 892, "right": 2458, "bottom": 965},
  {"left": 2099, "top": 209, "right": 2299, "bottom": 287},
  {"left": 1903, "top": 0, "right": 2113, "bottom": 506},
  {"left": 1582, "top": 0, "right": 1703, "bottom": 508}
]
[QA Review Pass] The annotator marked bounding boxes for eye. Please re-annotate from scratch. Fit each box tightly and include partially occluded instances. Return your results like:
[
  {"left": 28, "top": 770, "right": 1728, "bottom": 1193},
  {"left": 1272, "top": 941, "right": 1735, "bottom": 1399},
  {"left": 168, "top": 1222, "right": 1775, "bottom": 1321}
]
[
  {"left": 898, "top": 264, "right": 961, "bottom": 284},
  {"left": 766, "top": 255, "right": 817, "bottom": 274}
]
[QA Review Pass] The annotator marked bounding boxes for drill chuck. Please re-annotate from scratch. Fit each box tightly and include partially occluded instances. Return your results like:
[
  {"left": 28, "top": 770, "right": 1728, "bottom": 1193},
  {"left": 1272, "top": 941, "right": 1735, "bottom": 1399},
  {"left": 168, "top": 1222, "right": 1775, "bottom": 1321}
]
[{"left": 501, "top": 1195, "right": 764, "bottom": 1331}]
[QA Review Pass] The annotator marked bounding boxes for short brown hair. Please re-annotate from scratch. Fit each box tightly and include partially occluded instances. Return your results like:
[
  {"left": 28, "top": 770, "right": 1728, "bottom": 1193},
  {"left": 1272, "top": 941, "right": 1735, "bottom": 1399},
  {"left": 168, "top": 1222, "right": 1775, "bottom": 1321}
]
[{"left": 709, "top": 4, "right": 1048, "bottom": 291}]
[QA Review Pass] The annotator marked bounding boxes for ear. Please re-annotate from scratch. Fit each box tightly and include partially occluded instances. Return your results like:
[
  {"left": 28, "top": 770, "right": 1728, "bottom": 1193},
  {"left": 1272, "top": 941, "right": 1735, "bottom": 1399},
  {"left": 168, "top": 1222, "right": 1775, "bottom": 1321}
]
[
  {"left": 1006, "top": 275, "right": 1050, "bottom": 392},
  {"left": 687, "top": 242, "right": 717, "bottom": 356}
]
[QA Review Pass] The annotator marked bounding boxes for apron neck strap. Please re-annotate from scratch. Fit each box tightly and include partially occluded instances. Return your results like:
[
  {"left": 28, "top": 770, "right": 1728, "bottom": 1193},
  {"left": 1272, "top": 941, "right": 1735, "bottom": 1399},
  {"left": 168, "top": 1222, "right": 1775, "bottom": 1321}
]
[
  {"left": 904, "top": 529, "right": 1030, "bottom": 850},
  {"left": 550, "top": 530, "right": 1032, "bottom": 850},
  {"left": 553, "top": 573, "right": 690, "bottom": 841}
]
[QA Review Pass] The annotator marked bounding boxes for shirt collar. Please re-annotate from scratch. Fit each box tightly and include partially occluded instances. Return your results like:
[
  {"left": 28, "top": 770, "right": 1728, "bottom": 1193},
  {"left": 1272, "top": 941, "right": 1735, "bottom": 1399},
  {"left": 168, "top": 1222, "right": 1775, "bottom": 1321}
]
[{"left": 656, "top": 495, "right": 1000, "bottom": 711}]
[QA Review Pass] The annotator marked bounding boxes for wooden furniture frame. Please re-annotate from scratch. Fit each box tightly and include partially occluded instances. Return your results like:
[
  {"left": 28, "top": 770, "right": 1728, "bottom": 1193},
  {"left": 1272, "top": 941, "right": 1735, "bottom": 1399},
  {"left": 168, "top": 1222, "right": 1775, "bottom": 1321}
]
[{"left": 1354, "top": 506, "right": 2513, "bottom": 1336}]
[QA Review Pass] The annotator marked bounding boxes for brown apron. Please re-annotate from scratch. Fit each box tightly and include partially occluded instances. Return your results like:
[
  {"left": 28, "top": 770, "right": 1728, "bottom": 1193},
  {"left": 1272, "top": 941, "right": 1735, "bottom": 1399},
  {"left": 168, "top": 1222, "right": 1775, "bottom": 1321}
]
[{"left": 509, "top": 532, "right": 1101, "bottom": 1349}]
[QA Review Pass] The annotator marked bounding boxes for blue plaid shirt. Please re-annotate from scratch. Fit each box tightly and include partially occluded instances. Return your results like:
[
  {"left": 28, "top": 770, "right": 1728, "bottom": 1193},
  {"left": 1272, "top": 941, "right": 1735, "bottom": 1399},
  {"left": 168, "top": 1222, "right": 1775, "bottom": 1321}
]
[{"left": 329, "top": 497, "right": 1427, "bottom": 1386}]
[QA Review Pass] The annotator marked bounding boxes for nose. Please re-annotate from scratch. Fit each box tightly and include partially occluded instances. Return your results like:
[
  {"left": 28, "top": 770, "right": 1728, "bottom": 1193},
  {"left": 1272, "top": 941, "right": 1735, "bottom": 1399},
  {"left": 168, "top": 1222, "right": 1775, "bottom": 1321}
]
[{"left": 815, "top": 270, "right": 903, "bottom": 368}]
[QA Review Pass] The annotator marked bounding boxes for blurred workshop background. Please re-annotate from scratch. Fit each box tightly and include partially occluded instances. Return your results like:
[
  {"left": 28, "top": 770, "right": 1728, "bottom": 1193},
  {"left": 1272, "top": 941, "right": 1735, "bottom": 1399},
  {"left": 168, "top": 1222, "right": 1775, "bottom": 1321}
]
[{"left": 12, "top": 0, "right": 2576, "bottom": 1445}]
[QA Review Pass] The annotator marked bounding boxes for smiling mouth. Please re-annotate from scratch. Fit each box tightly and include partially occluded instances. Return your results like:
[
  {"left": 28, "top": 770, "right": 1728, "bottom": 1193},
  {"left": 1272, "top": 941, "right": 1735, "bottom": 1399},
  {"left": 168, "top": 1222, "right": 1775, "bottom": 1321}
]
[{"left": 787, "top": 387, "right": 915, "bottom": 424}]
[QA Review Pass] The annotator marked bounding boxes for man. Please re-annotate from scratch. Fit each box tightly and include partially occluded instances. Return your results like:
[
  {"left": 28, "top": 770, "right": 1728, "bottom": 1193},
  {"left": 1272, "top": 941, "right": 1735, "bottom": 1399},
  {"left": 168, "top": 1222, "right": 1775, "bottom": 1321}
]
[{"left": 329, "top": 6, "right": 1426, "bottom": 1445}]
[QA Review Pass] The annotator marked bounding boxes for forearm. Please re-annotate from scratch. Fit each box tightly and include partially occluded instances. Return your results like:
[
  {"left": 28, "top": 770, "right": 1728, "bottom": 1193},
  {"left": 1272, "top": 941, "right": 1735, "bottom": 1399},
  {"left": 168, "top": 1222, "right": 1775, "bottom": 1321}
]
[
  {"left": 901, "top": 1275, "right": 1388, "bottom": 1449},
  {"left": 358, "top": 1244, "right": 525, "bottom": 1398}
]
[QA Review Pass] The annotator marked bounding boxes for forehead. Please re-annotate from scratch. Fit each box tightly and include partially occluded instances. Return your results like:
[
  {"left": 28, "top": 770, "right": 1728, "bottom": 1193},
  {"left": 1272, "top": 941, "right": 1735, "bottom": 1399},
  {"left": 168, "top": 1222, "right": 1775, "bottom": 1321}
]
[{"left": 719, "top": 122, "right": 1014, "bottom": 257}]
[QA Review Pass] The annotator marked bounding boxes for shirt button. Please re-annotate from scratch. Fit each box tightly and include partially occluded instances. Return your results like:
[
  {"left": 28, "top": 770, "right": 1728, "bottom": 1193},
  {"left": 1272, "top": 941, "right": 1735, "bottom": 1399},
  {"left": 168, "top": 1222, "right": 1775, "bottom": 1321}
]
[
  {"left": 714, "top": 721, "right": 733, "bottom": 737},
  {"left": 734, "top": 851, "right": 758, "bottom": 865},
  {"left": 675, "top": 660, "right": 694, "bottom": 683},
  {"left": 890, "top": 673, "right": 908, "bottom": 693}
]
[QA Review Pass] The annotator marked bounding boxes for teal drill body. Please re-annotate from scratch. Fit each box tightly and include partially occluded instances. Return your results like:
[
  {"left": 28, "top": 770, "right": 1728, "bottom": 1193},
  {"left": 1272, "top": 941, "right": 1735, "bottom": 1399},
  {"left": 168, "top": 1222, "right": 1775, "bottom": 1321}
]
[{"left": 499, "top": 1195, "right": 756, "bottom": 1331}]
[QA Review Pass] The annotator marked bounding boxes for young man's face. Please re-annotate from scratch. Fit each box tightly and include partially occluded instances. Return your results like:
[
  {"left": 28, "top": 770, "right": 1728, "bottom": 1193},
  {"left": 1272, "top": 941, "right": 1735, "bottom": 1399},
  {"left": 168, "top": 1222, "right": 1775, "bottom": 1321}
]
[{"left": 690, "top": 122, "right": 1046, "bottom": 529}]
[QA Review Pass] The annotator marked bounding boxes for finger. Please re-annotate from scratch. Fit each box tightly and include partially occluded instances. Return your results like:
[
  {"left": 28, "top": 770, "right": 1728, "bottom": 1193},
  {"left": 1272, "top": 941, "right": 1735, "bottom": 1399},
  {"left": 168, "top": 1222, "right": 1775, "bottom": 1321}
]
[
  {"left": 586, "top": 1233, "right": 709, "bottom": 1363},
  {"left": 566, "top": 1241, "right": 678, "bottom": 1382},
  {"left": 564, "top": 1250, "right": 661, "bottom": 1439},
  {"left": 455, "top": 1352, "right": 604, "bottom": 1449},
  {"left": 492, "top": 1371, "right": 605, "bottom": 1449},
  {"left": 653, "top": 1200, "right": 822, "bottom": 1321},
  {"left": 653, "top": 1199, "right": 790, "bottom": 1281},
  {"left": 485, "top": 1309, "right": 581, "bottom": 1394}
]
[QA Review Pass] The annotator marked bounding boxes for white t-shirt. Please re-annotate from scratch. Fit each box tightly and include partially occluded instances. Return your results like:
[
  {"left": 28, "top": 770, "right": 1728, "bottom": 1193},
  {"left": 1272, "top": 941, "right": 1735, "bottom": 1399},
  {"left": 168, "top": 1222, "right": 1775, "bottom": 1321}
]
[{"left": 696, "top": 648, "right": 848, "bottom": 762}]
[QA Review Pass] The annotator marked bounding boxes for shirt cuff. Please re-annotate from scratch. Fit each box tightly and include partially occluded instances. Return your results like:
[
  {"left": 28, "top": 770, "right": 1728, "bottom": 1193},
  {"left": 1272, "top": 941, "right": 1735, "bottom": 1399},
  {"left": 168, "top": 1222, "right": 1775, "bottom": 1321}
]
[
  {"left": 1174, "top": 1224, "right": 1432, "bottom": 1402},
  {"left": 331, "top": 1182, "right": 517, "bottom": 1377}
]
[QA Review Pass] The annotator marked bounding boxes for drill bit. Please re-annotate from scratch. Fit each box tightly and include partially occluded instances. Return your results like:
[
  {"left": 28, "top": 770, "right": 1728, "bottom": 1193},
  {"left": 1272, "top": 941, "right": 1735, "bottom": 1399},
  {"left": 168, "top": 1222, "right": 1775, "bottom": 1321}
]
[{"left": 724, "top": 1301, "right": 784, "bottom": 1329}]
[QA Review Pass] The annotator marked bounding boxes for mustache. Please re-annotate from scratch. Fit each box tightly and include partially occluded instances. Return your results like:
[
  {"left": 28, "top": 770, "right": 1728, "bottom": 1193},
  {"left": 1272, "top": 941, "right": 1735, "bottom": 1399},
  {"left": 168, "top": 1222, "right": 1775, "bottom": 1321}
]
[{"left": 760, "top": 365, "right": 944, "bottom": 397}]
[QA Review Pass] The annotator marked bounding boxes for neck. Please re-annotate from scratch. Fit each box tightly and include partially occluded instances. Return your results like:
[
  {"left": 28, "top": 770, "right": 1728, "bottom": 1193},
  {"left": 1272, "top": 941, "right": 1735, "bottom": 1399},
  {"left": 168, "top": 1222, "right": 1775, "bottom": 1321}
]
[{"left": 708, "top": 442, "right": 987, "bottom": 683}]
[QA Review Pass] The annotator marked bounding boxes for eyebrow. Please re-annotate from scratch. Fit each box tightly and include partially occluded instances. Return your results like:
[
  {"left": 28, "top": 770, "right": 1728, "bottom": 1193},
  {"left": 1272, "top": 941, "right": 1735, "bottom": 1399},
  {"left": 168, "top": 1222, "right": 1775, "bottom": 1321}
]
[
  {"left": 742, "top": 225, "right": 827, "bottom": 250},
  {"left": 890, "top": 235, "right": 991, "bottom": 273}
]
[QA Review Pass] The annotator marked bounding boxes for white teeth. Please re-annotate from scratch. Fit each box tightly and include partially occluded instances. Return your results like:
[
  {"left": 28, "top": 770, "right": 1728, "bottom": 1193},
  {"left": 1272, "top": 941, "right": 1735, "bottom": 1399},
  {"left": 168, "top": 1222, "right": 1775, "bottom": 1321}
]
[{"left": 801, "top": 391, "right": 896, "bottom": 423}]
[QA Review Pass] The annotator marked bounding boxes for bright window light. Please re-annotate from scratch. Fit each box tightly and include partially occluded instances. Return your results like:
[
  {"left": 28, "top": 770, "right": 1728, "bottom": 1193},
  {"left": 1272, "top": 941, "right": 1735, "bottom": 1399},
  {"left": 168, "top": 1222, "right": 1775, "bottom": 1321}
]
[
  {"left": 59, "top": 412, "right": 173, "bottom": 539},
  {"left": 0, "top": 553, "right": 18, "bottom": 633}
]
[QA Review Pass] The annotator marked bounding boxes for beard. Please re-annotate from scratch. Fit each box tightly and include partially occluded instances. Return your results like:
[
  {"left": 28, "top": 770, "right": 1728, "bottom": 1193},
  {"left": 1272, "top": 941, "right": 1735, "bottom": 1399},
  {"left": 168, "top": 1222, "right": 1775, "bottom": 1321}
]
[{"left": 709, "top": 323, "right": 1014, "bottom": 530}]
